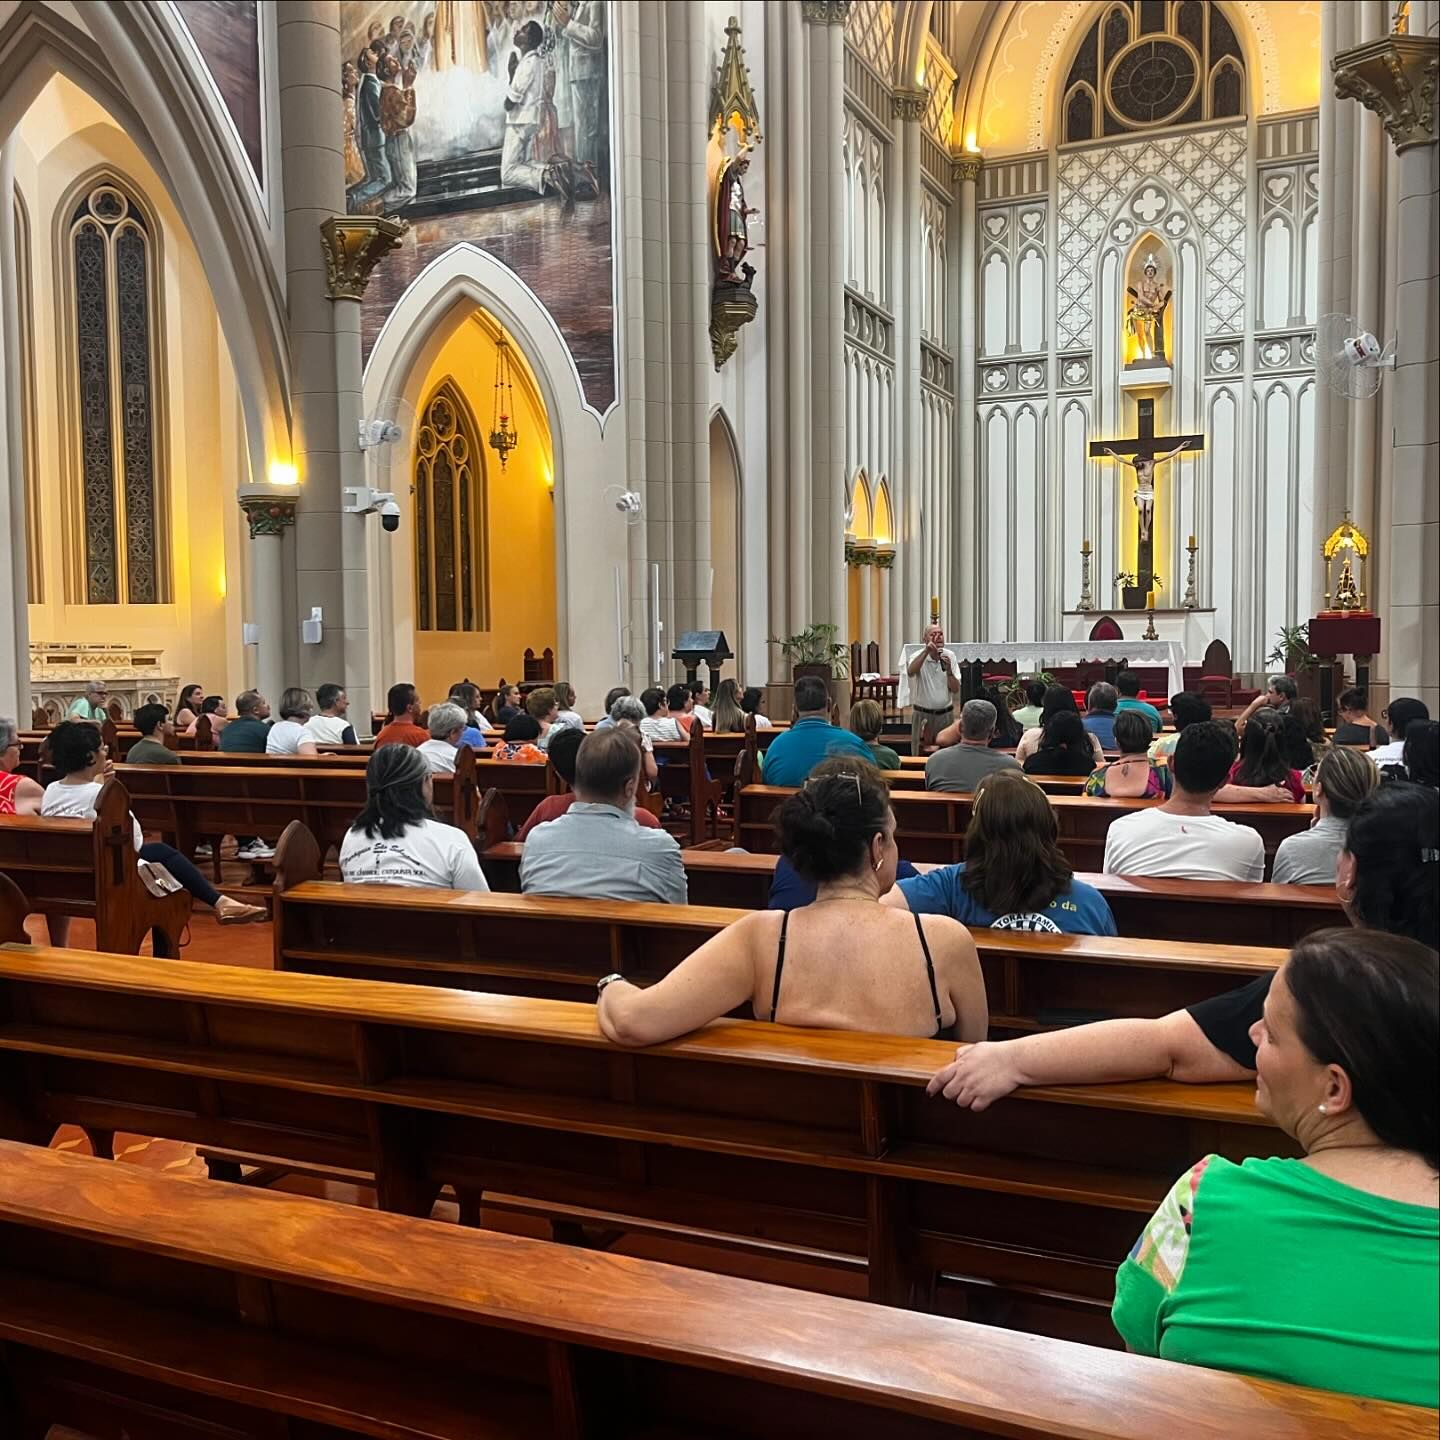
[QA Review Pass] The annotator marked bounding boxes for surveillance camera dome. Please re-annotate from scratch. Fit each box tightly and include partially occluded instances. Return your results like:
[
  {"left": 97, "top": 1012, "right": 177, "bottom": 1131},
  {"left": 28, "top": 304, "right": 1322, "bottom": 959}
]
[{"left": 379, "top": 497, "right": 401, "bottom": 533}]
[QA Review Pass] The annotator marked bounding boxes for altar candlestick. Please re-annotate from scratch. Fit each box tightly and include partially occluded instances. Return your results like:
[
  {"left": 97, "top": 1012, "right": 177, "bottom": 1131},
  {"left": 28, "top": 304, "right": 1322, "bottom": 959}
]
[
  {"left": 1145, "top": 588, "right": 1156, "bottom": 610},
  {"left": 1187, "top": 534, "right": 1196, "bottom": 550},
  {"left": 1081, "top": 538, "right": 1091, "bottom": 555}
]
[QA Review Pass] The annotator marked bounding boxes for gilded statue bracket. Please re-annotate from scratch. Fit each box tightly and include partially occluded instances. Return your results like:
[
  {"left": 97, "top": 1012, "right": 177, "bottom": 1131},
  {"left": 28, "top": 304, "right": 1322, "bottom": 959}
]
[
  {"left": 1332, "top": 34, "right": 1439, "bottom": 154},
  {"left": 319, "top": 214, "right": 410, "bottom": 301},
  {"left": 239, "top": 494, "right": 297, "bottom": 539}
]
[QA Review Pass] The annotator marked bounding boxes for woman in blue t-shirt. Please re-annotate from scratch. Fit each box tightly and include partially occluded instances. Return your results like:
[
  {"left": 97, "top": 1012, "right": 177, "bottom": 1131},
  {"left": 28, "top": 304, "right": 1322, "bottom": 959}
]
[{"left": 883, "top": 768, "right": 1117, "bottom": 935}]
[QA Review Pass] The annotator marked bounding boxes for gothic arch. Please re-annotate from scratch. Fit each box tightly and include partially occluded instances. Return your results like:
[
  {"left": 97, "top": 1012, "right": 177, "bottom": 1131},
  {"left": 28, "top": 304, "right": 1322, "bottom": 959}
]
[{"left": 708, "top": 405, "right": 744, "bottom": 666}]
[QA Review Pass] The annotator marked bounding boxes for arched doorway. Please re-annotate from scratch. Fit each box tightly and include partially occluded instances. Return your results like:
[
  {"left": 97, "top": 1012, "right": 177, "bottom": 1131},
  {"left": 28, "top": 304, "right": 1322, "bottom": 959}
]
[{"left": 708, "top": 409, "right": 742, "bottom": 670}]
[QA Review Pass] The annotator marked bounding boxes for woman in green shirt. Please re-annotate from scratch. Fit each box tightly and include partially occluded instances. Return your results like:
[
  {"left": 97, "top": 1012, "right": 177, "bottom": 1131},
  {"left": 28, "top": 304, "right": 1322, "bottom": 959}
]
[
  {"left": 848, "top": 698, "right": 900, "bottom": 771},
  {"left": 1113, "top": 928, "right": 1438, "bottom": 1408}
]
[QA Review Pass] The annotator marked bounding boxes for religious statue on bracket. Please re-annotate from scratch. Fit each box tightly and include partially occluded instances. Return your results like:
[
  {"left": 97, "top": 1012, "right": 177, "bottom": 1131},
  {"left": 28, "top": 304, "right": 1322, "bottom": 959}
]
[
  {"left": 707, "top": 17, "right": 762, "bottom": 370},
  {"left": 1125, "top": 251, "right": 1172, "bottom": 366}
]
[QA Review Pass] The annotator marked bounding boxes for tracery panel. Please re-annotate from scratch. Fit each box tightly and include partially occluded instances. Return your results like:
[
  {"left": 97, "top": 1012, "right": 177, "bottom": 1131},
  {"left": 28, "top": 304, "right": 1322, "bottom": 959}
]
[{"left": 414, "top": 379, "right": 489, "bottom": 633}]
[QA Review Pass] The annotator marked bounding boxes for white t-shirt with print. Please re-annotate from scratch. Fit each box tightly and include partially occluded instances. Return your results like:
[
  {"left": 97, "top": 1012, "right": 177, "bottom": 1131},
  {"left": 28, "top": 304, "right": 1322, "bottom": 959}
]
[
  {"left": 339, "top": 818, "right": 488, "bottom": 891},
  {"left": 304, "top": 713, "right": 352, "bottom": 745},
  {"left": 417, "top": 737, "right": 459, "bottom": 774},
  {"left": 266, "top": 720, "right": 312, "bottom": 755},
  {"left": 1103, "top": 807, "right": 1265, "bottom": 883},
  {"left": 41, "top": 778, "right": 143, "bottom": 851}
]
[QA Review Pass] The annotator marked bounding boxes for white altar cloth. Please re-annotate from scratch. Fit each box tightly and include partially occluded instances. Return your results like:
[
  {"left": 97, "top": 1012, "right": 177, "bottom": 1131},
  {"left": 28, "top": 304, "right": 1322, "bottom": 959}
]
[{"left": 940, "top": 641, "right": 1186, "bottom": 701}]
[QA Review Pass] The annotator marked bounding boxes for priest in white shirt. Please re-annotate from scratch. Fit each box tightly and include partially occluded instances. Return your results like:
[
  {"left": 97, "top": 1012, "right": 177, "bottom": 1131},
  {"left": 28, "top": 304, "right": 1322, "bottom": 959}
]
[{"left": 900, "top": 623, "right": 961, "bottom": 755}]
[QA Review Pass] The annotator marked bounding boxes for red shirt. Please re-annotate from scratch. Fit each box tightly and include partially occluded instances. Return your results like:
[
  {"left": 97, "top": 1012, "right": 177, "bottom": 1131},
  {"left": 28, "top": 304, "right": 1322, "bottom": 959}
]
[
  {"left": 517, "top": 793, "right": 661, "bottom": 840},
  {"left": 0, "top": 770, "right": 24, "bottom": 815},
  {"left": 1226, "top": 759, "right": 1305, "bottom": 803},
  {"left": 373, "top": 721, "right": 429, "bottom": 748}
]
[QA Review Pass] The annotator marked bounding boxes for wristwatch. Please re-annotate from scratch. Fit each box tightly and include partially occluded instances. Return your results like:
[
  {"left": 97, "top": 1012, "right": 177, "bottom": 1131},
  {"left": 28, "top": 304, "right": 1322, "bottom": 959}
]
[{"left": 596, "top": 972, "right": 625, "bottom": 994}]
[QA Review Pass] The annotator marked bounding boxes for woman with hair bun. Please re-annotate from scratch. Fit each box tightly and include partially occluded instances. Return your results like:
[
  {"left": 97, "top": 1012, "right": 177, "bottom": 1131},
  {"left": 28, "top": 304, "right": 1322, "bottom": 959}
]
[{"left": 598, "top": 758, "right": 987, "bottom": 1047}]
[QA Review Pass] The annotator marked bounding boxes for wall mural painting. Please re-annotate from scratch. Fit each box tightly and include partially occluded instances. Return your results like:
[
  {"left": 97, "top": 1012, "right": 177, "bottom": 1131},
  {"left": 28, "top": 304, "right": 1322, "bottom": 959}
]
[
  {"left": 340, "top": 1, "right": 615, "bottom": 412},
  {"left": 176, "top": 1, "right": 263, "bottom": 184}
]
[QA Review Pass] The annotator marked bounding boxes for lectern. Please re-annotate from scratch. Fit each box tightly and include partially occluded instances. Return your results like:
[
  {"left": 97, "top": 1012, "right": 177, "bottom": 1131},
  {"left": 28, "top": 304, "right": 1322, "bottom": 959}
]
[
  {"left": 672, "top": 631, "right": 733, "bottom": 688},
  {"left": 1307, "top": 612, "right": 1381, "bottom": 723}
]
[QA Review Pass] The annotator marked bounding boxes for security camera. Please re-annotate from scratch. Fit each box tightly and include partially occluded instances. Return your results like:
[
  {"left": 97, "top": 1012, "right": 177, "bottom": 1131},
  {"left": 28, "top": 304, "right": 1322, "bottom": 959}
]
[
  {"left": 343, "top": 485, "right": 401, "bottom": 533},
  {"left": 379, "top": 497, "right": 401, "bottom": 532}
]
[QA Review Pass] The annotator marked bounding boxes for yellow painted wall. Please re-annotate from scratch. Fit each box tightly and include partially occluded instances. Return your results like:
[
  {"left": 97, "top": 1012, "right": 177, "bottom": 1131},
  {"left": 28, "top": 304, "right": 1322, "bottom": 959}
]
[
  {"left": 18, "top": 75, "right": 246, "bottom": 707},
  {"left": 412, "top": 316, "right": 555, "bottom": 705}
]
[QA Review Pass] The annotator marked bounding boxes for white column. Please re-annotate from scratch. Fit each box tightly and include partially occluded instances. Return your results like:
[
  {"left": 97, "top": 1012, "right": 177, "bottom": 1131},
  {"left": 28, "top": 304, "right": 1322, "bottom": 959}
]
[
  {"left": 238, "top": 497, "right": 293, "bottom": 706},
  {"left": 0, "top": 138, "right": 29, "bottom": 721},
  {"left": 953, "top": 156, "right": 979, "bottom": 640},
  {"left": 891, "top": 93, "right": 925, "bottom": 652},
  {"left": 877, "top": 555, "right": 894, "bottom": 673}
]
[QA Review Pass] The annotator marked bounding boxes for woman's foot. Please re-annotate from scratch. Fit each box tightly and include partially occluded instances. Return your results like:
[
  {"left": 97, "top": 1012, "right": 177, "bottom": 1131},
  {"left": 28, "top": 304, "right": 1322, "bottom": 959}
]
[{"left": 215, "top": 896, "right": 266, "bottom": 925}]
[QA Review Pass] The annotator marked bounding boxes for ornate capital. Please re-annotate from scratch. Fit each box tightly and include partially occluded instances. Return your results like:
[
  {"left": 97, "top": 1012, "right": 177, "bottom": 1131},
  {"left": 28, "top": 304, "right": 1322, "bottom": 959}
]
[
  {"left": 1332, "top": 34, "right": 1439, "bottom": 153},
  {"left": 952, "top": 154, "right": 982, "bottom": 185},
  {"left": 891, "top": 86, "right": 928, "bottom": 122},
  {"left": 801, "top": 0, "right": 851, "bottom": 23},
  {"left": 319, "top": 215, "right": 409, "bottom": 300},
  {"left": 239, "top": 494, "right": 297, "bottom": 538}
]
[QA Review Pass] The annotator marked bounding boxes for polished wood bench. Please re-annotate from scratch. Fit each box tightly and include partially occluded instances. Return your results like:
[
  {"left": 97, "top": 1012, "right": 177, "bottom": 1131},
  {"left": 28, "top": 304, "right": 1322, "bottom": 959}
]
[
  {"left": 272, "top": 877, "right": 1284, "bottom": 1029},
  {"left": 0, "top": 944, "right": 1294, "bottom": 1340},
  {"left": 0, "top": 778, "right": 190, "bottom": 955},
  {"left": 476, "top": 843, "right": 1344, "bottom": 946},
  {"left": 2, "top": 1145, "right": 1420, "bottom": 1440},
  {"left": 736, "top": 785, "right": 1315, "bottom": 871}
]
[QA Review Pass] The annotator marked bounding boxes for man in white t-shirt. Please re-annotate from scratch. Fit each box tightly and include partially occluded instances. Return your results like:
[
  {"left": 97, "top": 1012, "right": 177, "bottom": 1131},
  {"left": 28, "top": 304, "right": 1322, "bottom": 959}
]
[
  {"left": 1103, "top": 720, "right": 1265, "bottom": 883},
  {"left": 900, "top": 624, "right": 962, "bottom": 755},
  {"left": 304, "top": 682, "right": 357, "bottom": 746},
  {"left": 417, "top": 700, "right": 468, "bottom": 775}
]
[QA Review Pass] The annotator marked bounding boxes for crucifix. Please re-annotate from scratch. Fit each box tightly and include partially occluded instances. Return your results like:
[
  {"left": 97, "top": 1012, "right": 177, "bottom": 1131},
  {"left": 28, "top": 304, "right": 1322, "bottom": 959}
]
[{"left": 1089, "top": 397, "right": 1204, "bottom": 590}]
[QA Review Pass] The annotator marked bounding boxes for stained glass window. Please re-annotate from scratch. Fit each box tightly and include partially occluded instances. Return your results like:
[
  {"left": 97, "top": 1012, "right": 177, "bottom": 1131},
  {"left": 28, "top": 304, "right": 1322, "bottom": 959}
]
[
  {"left": 68, "top": 181, "right": 165, "bottom": 604},
  {"left": 414, "top": 380, "right": 489, "bottom": 632}
]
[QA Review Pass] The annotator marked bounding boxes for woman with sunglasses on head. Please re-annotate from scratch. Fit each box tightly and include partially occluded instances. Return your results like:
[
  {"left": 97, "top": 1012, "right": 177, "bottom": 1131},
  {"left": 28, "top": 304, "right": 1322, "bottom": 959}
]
[{"left": 598, "top": 757, "right": 988, "bottom": 1047}]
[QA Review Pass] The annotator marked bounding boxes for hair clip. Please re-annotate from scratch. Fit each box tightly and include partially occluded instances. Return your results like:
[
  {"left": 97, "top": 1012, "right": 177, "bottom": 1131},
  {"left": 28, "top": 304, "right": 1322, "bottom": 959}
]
[{"left": 1422, "top": 848, "right": 1439, "bottom": 864}]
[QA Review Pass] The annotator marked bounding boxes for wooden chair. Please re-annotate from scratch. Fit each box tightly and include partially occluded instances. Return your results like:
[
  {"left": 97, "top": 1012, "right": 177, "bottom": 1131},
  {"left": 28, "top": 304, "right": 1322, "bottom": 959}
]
[
  {"left": 1200, "top": 638, "right": 1234, "bottom": 707},
  {"left": 29, "top": 704, "right": 47, "bottom": 729},
  {"left": 1088, "top": 615, "right": 1124, "bottom": 641},
  {"left": 523, "top": 647, "right": 556, "bottom": 683}
]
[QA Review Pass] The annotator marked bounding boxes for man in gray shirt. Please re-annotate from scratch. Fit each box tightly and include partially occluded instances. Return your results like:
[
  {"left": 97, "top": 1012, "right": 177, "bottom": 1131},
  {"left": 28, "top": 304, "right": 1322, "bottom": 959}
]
[
  {"left": 520, "top": 727, "right": 688, "bottom": 904},
  {"left": 924, "top": 699, "right": 1021, "bottom": 794}
]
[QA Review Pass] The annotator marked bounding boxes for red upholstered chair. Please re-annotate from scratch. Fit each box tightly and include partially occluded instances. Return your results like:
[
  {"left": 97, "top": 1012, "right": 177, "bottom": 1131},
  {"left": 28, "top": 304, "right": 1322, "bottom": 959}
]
[
  {"left": 1088, "top": 615, "right": 1124, "bottom": 641},
  {"left": 1198, "top": 640, "right": 1233, "bottom": 707}
]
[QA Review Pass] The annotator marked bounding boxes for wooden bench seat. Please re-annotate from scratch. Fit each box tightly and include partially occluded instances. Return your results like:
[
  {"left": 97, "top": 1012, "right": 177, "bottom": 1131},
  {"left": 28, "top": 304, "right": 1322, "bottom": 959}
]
[
  {"left": 272, "top": 876, "right": 1283, "bottom": 1031},
  {"left": 737, "top": 785, "right": 1314, "bottom": 871},
  {"left": 476, "top": 844, "right": 1343, "bottom": 945},
  {"left": 0, "top": 944, "right": 1293, "bottom": 1339},
  {"left": 1, "top": 1144, "right": 1422, "bottom": 1440},
  {"left": 0, "top": 778, "right": 190, "bottom": 955}
]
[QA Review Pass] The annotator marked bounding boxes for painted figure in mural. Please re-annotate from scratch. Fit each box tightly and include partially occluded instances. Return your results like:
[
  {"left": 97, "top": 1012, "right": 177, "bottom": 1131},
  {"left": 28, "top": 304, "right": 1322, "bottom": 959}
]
[
  {"left": 341, "top": 60, "right": 365, "bottom": 188},
  {"left": 432, "top": 0, "right": 489, "bottom": 72},
  {"left": 353, "top": 46, "right": 391, "bottom": 202},
  {"left": 415, "top": 12, "right": 435, "bottom": 70},
  {"left": 1100, "top": 440, "right": 1190, "bottom": 544},
  {"left": 1126, "top": 254, "right": 1171, "bottom": 363},
  {"left": 715, "top": 149, "right": 757, "bottom": 281},
  {"left": 379, "top": 55, "right": 419, "bottom": 204},
  {"left": 553, "top": 0, "right": 606, "bottom": 173},
  {"left": 503, "top": 21, "right": 550, "bottom": 194}
]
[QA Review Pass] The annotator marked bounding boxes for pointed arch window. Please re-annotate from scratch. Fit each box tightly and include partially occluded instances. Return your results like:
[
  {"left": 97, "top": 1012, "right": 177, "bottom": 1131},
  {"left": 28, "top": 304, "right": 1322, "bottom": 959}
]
[
  {"left": 415, "top": 379, "right": 489, "bottom": 632},
  {"left": 67, "top": 179, "right": 166, "bottom": 604}
]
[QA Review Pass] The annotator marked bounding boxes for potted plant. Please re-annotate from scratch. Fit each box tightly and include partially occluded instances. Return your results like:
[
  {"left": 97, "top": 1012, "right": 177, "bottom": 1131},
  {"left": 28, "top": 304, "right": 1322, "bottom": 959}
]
[
  {"left": 771, "top": 624, "right": 851, "bottom": 689},
  {"left": 1267, "top": 623, "right": 1316, "bottom": 673},
  {"left": 1113, "top": 572, "right": 1162, "bottom": 611}
]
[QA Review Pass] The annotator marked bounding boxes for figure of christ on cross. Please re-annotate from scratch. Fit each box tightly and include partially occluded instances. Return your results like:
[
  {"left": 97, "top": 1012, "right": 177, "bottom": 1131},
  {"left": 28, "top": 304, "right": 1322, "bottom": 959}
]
[{"left": 1089, "top": 397, "right": 1204, "bottom": 589}]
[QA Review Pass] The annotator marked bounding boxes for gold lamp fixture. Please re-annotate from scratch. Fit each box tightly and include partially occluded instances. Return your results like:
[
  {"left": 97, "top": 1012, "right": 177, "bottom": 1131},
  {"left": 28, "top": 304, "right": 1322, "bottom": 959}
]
[{"left": 488, "top": 329, "right": 519, "bottom": 470}]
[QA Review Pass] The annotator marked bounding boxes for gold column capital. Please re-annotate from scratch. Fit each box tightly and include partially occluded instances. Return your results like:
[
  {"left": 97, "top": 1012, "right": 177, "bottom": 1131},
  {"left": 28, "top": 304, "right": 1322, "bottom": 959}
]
[
  {"left": 1332, "top": 34, "right": 1439, "bottom": 154},
  {"left": 319, "top": 214, "right": 410, "bottom": 301},
  {"left": 891, "top": 86, "right": 928, "bottom": 122},
  {"left": 951, "top": 153, "right": 982, "bottom": 184},
  {"left": 801, "top": 1, "right": 851, "bottom": 24},
  {"left": 239, "top": 493, "right": 297, "bottom": 538}
]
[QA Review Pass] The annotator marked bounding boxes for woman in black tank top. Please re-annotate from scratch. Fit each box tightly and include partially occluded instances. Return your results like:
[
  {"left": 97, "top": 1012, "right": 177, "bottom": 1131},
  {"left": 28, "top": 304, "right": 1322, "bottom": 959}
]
[{"left": 598, "top": 759, "right": 987, "bottom": 1048}]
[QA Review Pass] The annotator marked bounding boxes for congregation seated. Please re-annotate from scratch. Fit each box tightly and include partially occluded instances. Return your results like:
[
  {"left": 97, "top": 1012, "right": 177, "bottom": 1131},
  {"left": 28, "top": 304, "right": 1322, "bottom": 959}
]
[
  {"left": 688, "top": 677, "right": 714, "bottom": 729},
  {"left": 1216, "top": 708, "right": 1304, "bottom": 803},
  {"left": 525, "top": 686, "right": 561, "bottom": 751},
  {"left": 447, "top": 681, "right": 493, "bottom": 748},
  {"left": 848, "top": 697, "right": 899, "bottom": 770},
  {"left": 883, "top": 769, "right": 1117, "bottom": 936},
  {"left": 1084, "top": 710, "right": 1171, "bottom": 798},
  {"left": 925, "top": 699, "right": 1020, "bottom": 793},
  {"left": 173, "top": 682, "right": 204, "bottom": 732},
  {"left": 1381, "top": 718, "right": 1439, "bottom": 789},
  {"left": 1370, "top": 696, "right": 1429, "bottom": 769},
  {"left": 39, "top": 720, "right": 264, "bottom": 927},
  {"left": 490, "top": 681, "right": 524, "bottom": 726},
  {"left": 1022, "top": 710, "right": 1097, "bottom": 778},
  {"left": 1082, "top": 681, "right": 1120, "bottom": 751},
  {"left": 189, "top": 693, "right": 228, "bottom": 739},
  {"left": 339, "top": 743, "right": 486, "bottom": 891},
  {"left": 1148, "top": 690, "right": 1210, "bottom": 763},
  {"left": 304, "top": 682, "right": 357, "bottom": 745},
  {"left": 218, "top": 689, "right": 271, "bottom": 751},
  {"left": 597, "top": 758, "right": 986, "bottom": 1046},
  {"left": 417, "top": 700, "right": 470, "bottom": 774},
  {"left": 493, "top": 713, "right": 546, "bottom": 763},
  {"left": 1103, "top": 720, "right": 1264, "bottom": 882},
  {"left": 666, "top": 682, "right": 696, "bottom": 734},
  {"left": 126, "top": 702, "right": 180, "bottom": 765},
  {"left": 1238, "top": 673, "right": 1298, "bottom": 728},
  {"left": 373, "top": 682, "right": 428, "bottom": 748},
  {"left": 1114, "top": 670, "right": 1162, "bottom": 733},
  {"left": 926, "top": 780, "right": 1438, "bottom": 1114},
  {"left": 520, "top": 727, "right": 686, "bottom": 904},
  {"left": 1015, "top": 685, "right": 1103, "bottom": 767},
  {"left": 1113, "top": 928, "right": 1437, "bottom": 1408},
  {"left": 759, "top": 675, "right": 869, "bottom": 785},
  {"left": 709, "top": 677, "right": 746, "bottom": 732},
  {"left": 66, "top": 679, "right": 110, "bottom": 722},
  {"left": 0, "top": 716, "right": 44, "bottom": 815},
  {"left": 266, "top": 687, "right": 320, "bottom": 756},
  {"left": 603, "top": 695, "right": 660, "bottom": 786},
  {"left": 592, "top": 685, "right": 631, "bottom": 729},
  {"left": 981, "top": 683, "right": 1024, "bottom": 749},
  {"left": 1272, "top": 747, "right": 1377, "bottom": 885},
  {"left": 1332, "top": 685, "right": 1388, "bottom": 748},
  {"left": 552, "top": 680, "right": 585, "bottom": 731},
  {"left": 1011, "top": 677, "right": 1046, "bottom": 730},
  {"left": 638, "top": 686, "right": 685, "bottom": 744},
  {"left": 517, "top": 727, "right": 662, "bottom": 840},
  {"left": 740, "top": 683, "right": 774, "bottom": 729}
]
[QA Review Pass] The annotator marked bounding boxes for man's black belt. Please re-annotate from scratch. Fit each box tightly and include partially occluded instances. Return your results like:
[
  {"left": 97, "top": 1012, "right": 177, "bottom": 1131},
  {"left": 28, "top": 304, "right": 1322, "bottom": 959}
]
[{"left": 913, "top": 704, "right": 954, "bottom": 714}]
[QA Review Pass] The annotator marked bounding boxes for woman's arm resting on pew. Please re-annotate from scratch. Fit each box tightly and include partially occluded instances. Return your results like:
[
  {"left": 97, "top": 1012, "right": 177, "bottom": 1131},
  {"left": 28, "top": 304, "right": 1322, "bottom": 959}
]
[
  {"left": 925, "top": 1009, "right": 1254, "bottom": 1111},
  {"left": 1213, "top": 782, "right": 1292, "bottom": 803},
  {"left": 596, "top": 913, "right": 767, "bottom": 1047}
]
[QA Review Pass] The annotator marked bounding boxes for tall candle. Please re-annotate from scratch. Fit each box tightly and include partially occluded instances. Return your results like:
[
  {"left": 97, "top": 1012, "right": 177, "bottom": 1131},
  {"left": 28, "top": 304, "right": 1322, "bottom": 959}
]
[
  {"left": 930, "top": 594, "right": 939, "bottom": 614},
  {"left": 1081, "top": 538, "right": 1091, "bottom": 555},
  {"left": 1146, "top": 589, "right": 1157, "bottom": 610},
  {"left": 1187, "top": 534, "right": 1196, "bottom": 550}
]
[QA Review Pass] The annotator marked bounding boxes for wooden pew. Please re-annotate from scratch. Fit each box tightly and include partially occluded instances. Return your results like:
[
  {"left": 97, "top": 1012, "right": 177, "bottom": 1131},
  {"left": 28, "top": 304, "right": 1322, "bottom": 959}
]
[
  {"left": 272, "top": 876, "right": 1284, "bottom": 1028},
  {"left": 476, "top": 843, "right": 1344, "bottom": 946},
  {"left": 736, "top": 785, "right": 1314, "bottom": 871},
  {"left": 0, "top": 778, "right": 190, "bottom": 955},
  {"left": 0, "top": 944, "right": 1294, "bottom": 1339},
  {"left": 0, "top": 1145, "right": 1421, "bottom": 1440}
]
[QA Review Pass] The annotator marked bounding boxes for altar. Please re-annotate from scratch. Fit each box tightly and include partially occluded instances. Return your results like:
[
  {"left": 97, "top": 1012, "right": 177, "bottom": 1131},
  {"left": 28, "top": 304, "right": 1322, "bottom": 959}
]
[
  {"left": 29, "top": 644, "right": 177, "bottom": 725},
  {"left": 948, "top": 640, "right": 1187, "bottom": 701}
]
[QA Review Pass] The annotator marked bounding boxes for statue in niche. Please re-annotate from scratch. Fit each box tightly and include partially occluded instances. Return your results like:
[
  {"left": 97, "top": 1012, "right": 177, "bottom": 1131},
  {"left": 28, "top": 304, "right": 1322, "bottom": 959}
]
[
  {"left": 1126, "top": 253, "right": 1172, "bottom": 364},
  {"left": 715, "top": 148, "right": 757, "bottom": 283}
]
